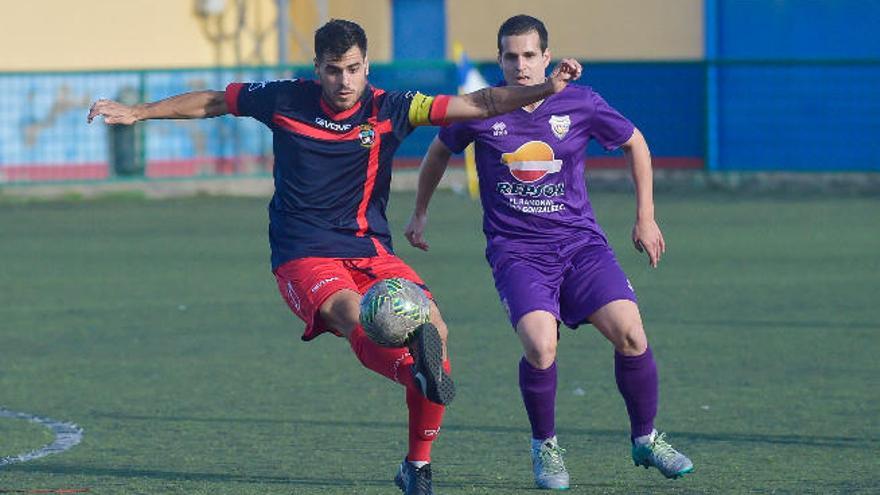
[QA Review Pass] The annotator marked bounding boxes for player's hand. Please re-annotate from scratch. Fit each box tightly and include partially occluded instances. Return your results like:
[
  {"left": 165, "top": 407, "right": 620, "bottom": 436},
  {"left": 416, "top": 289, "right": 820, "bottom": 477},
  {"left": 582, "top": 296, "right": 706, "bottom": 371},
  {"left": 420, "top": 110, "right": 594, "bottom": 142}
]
[
  {"left": 632, "top": 218, "right": 665, "bottom": 268},
  {"left": 547, "top": 58, "right": 582, "bottom": 93},
  {"left": 87, "top": 99, "right": 139, "bottom": 125},
  {"left": 404, "top": 212, "right": 430, "bottom": 251}
]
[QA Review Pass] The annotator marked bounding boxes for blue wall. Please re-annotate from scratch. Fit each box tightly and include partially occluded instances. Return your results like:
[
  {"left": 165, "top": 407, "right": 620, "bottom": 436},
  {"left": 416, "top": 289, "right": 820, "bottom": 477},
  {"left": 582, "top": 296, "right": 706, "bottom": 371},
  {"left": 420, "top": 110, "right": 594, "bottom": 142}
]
[
  {"left": 716, "top": 63, "right": 880, "bottom": 171},
  {"left": 717, "top": 0, "right": 880, "bottom": 60},
  {"left": 392, "top": 0, "right": 446, "bottom": 61},
  {"left": 710, "top": 0, "right": 880, "bottom": 171}
]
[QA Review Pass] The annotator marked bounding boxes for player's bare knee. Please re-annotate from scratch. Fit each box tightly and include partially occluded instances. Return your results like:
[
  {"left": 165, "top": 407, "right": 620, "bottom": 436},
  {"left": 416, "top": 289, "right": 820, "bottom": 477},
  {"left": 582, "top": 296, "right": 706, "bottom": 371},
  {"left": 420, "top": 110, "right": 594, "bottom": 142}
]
[
  {"left": 525, "top": 341, "right": 557, "bottom": 369},
  {"left": 614, "top": 325, "right": 648, "bottom": 356},
  {"left": 525, "top": 353, "right": 557, "bottom": 370},
  {"left": 319, "top": 291, "right": 360, "bottom": 335}
]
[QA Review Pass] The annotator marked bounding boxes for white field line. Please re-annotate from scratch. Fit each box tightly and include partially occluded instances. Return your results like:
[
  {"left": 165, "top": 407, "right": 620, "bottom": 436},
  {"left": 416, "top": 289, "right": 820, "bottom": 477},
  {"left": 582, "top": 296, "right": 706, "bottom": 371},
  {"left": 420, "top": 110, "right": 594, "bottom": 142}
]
[{"left": 0, "top": 407, "right": 84, "bottom": 467}]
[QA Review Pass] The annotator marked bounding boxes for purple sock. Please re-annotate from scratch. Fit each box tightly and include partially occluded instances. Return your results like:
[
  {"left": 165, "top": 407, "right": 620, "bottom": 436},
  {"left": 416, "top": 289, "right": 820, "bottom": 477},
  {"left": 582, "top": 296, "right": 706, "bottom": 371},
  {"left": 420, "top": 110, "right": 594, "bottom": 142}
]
[
  {"left": 519, "top": 357, "right": 557, "bottom": 441},
  {"left": 614, "top": 346, "right": 658, "bottom": 440}
]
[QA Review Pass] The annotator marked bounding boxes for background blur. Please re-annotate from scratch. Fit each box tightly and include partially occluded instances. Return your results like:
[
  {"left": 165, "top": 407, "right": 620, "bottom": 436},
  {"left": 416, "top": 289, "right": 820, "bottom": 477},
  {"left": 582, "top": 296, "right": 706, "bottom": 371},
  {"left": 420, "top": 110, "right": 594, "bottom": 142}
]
[{"left": 0, "top": 0, "right": 878, "bottom": 184}]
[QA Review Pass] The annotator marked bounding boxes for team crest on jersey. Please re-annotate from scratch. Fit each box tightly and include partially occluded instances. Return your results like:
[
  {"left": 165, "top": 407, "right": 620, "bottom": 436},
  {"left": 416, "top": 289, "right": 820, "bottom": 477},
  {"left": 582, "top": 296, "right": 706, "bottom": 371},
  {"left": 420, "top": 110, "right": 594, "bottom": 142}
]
[
  {"left": 500, "top": 140, "right": 563, "bottom": 183},
  {"left": 358, "top": 123, "right": 376, "bottom": 147},
  {"left": 549, "top": 115, "right": 571, "bottom": 139}
]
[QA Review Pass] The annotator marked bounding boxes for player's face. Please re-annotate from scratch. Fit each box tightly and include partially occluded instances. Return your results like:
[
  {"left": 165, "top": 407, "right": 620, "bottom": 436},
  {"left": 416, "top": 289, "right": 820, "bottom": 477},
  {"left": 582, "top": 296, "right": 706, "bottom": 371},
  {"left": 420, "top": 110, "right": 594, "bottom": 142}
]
[
  {"left": 498, "top": 31, "right": 551, "bottom": 87},
  {"left": 315, "top": 46, "right": 369, "bottom": 111}
]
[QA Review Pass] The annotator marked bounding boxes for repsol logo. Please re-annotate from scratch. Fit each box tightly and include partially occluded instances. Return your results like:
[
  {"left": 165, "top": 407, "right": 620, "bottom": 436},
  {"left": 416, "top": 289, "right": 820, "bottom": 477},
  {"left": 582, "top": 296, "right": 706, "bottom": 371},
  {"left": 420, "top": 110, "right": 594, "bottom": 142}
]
[
  {"left": 496, "top": 182, "right": 565, "bottom": 197},
  {"left": 314, "top": 117, "right": 352, "bottom": 132}
]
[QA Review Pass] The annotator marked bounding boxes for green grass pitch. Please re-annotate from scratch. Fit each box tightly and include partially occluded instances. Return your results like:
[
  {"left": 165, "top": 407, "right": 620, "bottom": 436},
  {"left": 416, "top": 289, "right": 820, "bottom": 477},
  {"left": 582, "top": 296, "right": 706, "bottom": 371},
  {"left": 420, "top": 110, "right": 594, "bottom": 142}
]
[{"left": 0, "top": 189, "right": 878, "bottom": 493}]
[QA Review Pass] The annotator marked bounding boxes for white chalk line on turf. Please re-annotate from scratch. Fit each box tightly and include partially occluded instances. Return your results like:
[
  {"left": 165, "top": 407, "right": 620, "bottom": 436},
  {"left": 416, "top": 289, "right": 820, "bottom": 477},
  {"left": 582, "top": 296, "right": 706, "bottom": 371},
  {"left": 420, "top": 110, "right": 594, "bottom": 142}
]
[{"left": 0, "top": 407, "right": 83, "bottom": 468}]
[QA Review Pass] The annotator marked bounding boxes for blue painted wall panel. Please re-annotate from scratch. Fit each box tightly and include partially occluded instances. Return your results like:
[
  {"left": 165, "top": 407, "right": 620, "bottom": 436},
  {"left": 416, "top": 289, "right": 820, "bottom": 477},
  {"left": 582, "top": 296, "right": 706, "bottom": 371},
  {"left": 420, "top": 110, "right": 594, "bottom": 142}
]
[
  {"left": 712, "top": 0, "right": 880, "bottom": 170},
  {"left": 718, "top": 0, "right": 880, "bottom": 60},
  {"left": 392, "top": 0, "right": 446, "bottom": 61},
  {"left": 717, "top": 64, "right": 880, "bottom": 171}
]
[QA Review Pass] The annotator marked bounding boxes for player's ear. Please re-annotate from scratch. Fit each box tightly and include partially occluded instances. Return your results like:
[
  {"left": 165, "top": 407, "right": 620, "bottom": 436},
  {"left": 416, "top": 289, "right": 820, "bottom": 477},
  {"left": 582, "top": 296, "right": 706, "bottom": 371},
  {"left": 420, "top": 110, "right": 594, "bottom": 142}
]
[
  {"left": 364, "top": 55, "right": 370, "bottom": 76},
  {"left": 313, "top": 57, "right": 320, "bottom": 77},
  {"left": 543, "top": 48, "right": 552, "bottom": 69}
]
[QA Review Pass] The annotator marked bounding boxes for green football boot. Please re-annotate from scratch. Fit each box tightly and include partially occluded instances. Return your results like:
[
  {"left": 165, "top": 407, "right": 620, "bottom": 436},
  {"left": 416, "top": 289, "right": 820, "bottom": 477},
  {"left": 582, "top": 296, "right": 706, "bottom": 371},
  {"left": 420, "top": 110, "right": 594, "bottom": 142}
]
[{"left": 632, "top": 430, "right": 694, "bottom": 479}]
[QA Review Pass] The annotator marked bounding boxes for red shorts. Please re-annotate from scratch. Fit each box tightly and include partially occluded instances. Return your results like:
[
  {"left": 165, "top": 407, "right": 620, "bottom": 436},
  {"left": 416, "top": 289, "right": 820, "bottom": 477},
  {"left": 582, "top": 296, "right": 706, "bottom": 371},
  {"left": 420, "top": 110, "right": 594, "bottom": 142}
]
[{"left": 274, "top": 254, "right": 432, "bottom": 341}]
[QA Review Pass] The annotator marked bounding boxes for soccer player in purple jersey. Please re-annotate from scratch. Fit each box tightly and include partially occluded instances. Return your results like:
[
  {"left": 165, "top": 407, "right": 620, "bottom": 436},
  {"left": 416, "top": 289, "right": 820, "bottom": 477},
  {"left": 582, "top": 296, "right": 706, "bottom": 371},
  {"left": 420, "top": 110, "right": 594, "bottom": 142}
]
[
  {"left": 87, "top": 19, "right": 580, "bottom": 495},
  {"left": 405, "top": 15, "right": 693, "bottom": 489}
]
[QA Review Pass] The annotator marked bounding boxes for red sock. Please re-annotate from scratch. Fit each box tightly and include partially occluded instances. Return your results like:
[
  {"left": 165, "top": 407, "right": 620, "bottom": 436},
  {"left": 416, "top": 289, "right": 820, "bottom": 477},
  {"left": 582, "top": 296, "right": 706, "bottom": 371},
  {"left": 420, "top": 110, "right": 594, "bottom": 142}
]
[
  {"left": 348, "top": 325, "right": 416, "bottom": 388},
  {"left": 407, "top": 360, "right": 452, "bottom": 462},
  {"left": 349, "top": 326, "right": 453, "bottom": 463}
]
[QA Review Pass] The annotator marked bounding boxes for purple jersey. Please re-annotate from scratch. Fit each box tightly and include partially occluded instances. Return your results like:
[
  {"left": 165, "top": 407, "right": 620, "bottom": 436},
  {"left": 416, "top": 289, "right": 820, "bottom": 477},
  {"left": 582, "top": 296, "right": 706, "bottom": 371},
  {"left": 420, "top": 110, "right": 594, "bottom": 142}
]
[
  {"left": 226, "top": 80, "right": 442, "bottom": 269},
  {"left": 439, "top": 84, "right": 634, "bottom": 252}
]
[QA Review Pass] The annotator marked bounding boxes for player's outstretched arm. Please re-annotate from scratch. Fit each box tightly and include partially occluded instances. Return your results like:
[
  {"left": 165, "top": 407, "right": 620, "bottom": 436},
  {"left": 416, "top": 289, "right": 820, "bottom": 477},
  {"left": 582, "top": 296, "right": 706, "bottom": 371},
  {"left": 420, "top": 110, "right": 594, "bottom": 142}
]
[
  {"left": 87, "top": 90, "right": 228, "bottom": 125},
  {"left": 623, "top": 127, "right": 666, "bottom": 268},
  {"left": 405, "top": 137, "right": 454, "bottom": 252},
  {"left": 442, "top": 58, "right": 582, "bottom": 123}
]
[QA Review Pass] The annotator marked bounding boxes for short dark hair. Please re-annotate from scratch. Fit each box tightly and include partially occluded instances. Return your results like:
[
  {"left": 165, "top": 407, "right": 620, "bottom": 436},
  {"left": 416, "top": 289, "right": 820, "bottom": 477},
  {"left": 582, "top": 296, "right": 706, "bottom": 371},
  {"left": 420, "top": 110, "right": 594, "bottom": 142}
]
[
  {"left": 314, "top": 19, "right": 367, "bottom": 62},
  {"left": 497, "top": 15, "right": 548, "bottom": 53}
]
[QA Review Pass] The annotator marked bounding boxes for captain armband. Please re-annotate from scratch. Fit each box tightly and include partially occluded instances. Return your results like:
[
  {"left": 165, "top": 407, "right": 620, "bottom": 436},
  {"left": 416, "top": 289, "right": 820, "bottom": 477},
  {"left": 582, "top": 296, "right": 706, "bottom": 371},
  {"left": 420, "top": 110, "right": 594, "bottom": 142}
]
[{"left": 408, "top": 93, "right": 451, "bottom": 127}]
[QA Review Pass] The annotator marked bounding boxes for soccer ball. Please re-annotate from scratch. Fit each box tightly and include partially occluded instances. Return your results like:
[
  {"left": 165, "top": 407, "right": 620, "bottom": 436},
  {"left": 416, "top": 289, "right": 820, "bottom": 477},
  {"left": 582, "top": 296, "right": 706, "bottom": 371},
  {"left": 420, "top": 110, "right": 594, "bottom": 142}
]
[{"left": 359, "top": 278, "right": 430, "bottom": 347}]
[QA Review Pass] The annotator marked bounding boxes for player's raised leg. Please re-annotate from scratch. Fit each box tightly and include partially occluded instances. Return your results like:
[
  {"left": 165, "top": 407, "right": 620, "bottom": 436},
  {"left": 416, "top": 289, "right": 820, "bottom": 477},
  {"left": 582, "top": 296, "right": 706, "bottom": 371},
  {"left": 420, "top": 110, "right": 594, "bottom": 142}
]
[
  {"left": 321, "top": 292, "right": 450, "bottom": 495},
  {"left": 274, "top": 258, "right": 450, "bottom": 494},
  {"left": 590, "top": 299, "right": 693, "bottom": 479},
  {"left": 352, "top": 257, "right": 454, "bottom": 495},
  {"left": 516, "top": 310, "right": 570, "bottom": 490}
]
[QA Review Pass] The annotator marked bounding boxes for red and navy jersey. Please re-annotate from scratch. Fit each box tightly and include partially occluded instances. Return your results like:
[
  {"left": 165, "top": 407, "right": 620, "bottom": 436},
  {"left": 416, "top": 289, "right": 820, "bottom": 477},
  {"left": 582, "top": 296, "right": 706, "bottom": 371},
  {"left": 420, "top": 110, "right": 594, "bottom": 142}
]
[{"left": 224, "top": 79, "right": 448, "bottom": 270}]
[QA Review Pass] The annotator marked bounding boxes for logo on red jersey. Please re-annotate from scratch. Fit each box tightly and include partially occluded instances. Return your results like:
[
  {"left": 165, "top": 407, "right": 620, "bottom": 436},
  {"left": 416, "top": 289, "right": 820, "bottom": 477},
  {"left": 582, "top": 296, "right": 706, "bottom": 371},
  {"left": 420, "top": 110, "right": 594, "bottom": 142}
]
[
  {"left": 315, "top": 117, "right": 353, "bottom": 132},
  {"left": 359, "top": 123, "right": 376, "bottom": 147},
  {"left": 310, "top": 276, "right": 340, "bottom": 293},
  {"left": 285, "top": 281, "right": 301, "bottom": 312},
  {"left": 500, "top": 141, "right": 563, "bottom": 183}
]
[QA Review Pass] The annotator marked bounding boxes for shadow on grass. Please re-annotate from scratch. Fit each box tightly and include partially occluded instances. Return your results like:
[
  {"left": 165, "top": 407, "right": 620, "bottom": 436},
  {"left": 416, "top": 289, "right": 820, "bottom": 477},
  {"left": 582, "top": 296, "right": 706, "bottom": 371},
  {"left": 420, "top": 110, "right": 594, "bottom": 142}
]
[
  {"left": 91, "top": 412, "right": 878, "bottom": 449},
  {"left": 653, "top": 318, "right": 878, "bottom": 330},
  {"left": 5, "top": 463, "right": 577, "bottom": 491},
  {"left": 4, "top": 463, "right": 385, "bottom": 487}
]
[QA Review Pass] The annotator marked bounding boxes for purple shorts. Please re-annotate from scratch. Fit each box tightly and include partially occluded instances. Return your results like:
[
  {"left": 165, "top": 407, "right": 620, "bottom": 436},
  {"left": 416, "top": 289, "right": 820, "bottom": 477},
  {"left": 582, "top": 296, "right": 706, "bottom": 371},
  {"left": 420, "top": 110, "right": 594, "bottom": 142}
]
[{"left": 487, "top": 241, "right": 637, "bottom": 329}]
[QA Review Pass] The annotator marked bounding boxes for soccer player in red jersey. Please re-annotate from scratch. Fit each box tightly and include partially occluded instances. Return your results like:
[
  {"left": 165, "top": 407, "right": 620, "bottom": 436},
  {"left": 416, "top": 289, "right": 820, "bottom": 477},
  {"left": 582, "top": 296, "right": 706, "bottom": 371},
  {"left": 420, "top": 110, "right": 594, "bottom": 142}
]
[{"left": 88, "top": 19, "right": 581, "bottom": 495}]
